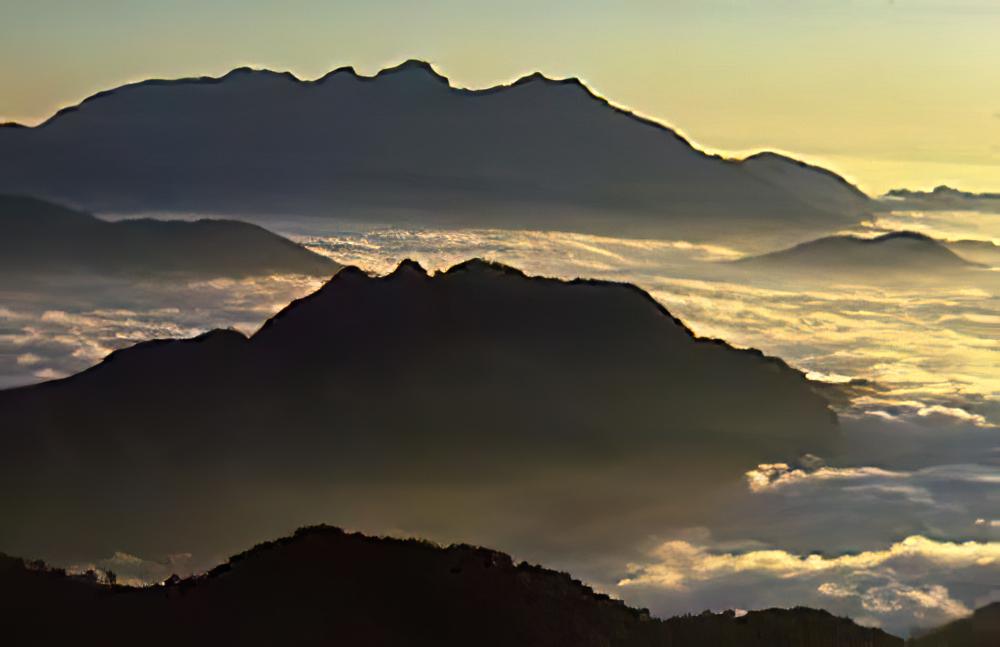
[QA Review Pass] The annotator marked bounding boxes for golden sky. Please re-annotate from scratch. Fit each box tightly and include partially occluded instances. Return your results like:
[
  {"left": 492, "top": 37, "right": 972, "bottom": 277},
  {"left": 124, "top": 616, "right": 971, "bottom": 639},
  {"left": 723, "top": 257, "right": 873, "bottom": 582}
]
[{"left": 2, "top": 0, "right": 998, "bottom": 195}]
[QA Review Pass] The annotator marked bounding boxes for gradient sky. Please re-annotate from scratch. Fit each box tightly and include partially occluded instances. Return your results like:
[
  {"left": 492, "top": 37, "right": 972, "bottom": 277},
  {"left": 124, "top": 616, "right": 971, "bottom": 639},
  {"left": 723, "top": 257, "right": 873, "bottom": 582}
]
[{"left": 2, "top": 0, "right": 998, "bottom": 194}]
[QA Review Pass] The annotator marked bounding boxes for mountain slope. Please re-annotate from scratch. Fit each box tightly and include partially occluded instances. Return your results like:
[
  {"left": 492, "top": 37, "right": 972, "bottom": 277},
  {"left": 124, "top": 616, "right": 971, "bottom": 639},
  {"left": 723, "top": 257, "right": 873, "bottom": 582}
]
[
  {"left": 0, "top": 259, "right": 837, "bottom": 566},
  {"left": 734, "top": 231, "right": 983, "bottom": 277},
  {"left": 946, "top": 239, "right": 1000, "bottom": 266},
  {"left": 0, "top": 61, "right": 871, "bottom": 251},
  {"left": 907, "top": 602, "right": 1000, "bottom": 647},
  {"left": 0, "top": 194, "right": 339, "bottom": 278},
  {"left": 0, "top": 525, "right": 902, "bottom": 647}
]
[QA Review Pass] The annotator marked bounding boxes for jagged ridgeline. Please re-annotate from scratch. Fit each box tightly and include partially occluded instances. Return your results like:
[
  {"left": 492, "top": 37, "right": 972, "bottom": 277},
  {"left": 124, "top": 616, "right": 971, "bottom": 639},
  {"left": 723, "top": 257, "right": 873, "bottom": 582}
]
[
  {"left": 0, "top": 61, "right": 870, "bottom": 250},
  {"left": 0, "top": 260, "right": 837, "bottom": 565},
  {"left": 0, "top": 526, "right": 903, "bottom": 647}
]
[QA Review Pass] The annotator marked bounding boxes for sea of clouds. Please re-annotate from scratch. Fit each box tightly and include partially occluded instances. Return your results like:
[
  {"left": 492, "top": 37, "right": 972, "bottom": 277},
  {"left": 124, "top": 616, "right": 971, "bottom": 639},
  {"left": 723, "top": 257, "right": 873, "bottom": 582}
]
[{"left": 1, "top": 214, "right": 996, "bottom": 636}]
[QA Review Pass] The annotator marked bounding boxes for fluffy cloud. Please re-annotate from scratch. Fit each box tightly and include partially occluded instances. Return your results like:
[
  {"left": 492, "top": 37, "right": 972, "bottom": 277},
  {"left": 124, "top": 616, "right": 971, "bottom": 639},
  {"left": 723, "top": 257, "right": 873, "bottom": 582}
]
[
  {"left": 745, "top": 462, "right": 906, "bottom": 493},
  {"left": 0, "top": 273, "right": 322, "bottom": 388},
  {"left": 745, "top": 462, "right": 999, "bottom": 495},
  {"left": 617, "top": 534, "right": 998, "bottom": 635},
  {"left": 618, "top": 535, "right": 999, "bottom": 588}
]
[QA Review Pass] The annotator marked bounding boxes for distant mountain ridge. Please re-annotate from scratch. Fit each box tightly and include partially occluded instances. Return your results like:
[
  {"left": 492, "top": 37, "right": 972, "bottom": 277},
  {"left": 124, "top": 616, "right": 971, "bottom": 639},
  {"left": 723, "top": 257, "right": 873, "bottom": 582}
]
[
  {"left": 0, "top": 525, "right": 903, "bottom": 647},
  {"left": 0, "top": 194, "right": 339, "bottom": 278},
  {"left": 735, "top": 230, "right": 984, "bottom": 276},
  {"left": 0, "top": 259, "right": 837, "bottom": 566},
  {"left": 0, "top": 60, "right": 870, "bottom": 251},
  {"left": 882, "top": 185, "right": 1000, "bottom": 213},
  {"left": 885, "top": 185, "right": 1000, "bottom": 201}
]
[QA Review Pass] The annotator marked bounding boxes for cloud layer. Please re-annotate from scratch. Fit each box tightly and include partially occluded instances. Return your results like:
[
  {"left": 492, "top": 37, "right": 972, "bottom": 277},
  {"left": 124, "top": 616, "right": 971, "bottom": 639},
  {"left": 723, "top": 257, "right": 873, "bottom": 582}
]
[
  {"left": 619, "top": 534, "right": 998, "bottom": 635},
  {"left": 1, "top": 221, "right": 995, "bottom": 638}
]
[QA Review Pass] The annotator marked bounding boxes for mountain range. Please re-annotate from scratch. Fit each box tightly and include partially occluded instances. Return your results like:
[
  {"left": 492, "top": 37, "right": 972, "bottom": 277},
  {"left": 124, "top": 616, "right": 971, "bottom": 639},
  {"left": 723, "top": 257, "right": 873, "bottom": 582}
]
[
  {"left": 0, "top": 194, "right": 338, "bottom": 279},
  {"left": 0, "top": 61, "right": 871, "bottom": 252},
  {"left": 0, "top": 259, "right": 837, "bottom": 566},
  {"left": 0, "top": 525, "right": 905, "bottom": 647}
]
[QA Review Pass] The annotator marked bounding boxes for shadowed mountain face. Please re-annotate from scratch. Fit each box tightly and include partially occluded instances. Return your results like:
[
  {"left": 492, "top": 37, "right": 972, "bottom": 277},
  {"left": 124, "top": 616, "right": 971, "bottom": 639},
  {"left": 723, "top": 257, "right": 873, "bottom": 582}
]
[
  {"left": 0, "top": 61, "right": 870, "bottom": 251},
  {"left": 734, "top": 231, "right": 984, "bottom": 278},
  {"left": 0, "top": 526, "right": 903, "bottom": 647},
  {"left": 0, "top": 195, "right": 338, "bottom": 278},
  {"left": 907, "top": 602, "right": 1000, "bottom": 647},
  {"left": 945, "top": 239, "right": 1000, "bottom": 266},
  {"left": 0, "top": 259, "right": 836, "bottom": 566}
]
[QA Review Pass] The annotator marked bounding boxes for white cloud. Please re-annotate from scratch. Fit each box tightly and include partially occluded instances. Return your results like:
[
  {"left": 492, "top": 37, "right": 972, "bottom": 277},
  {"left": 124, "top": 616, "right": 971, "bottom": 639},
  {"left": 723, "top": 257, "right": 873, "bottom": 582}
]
[
  {"left": 745, "top": 461, "right": 1000, "bottom": 494},
  {"left": 916, "top": 404, "right": 990, "bottom": 427},
  {"left": 33, "top": 367, "right": 69, "bottom": 380},
  {"left": 745, "top": 462, "right": 907, "bottom": 493},
  {"left": 15, "top": 353, "right": 42, "bottom": 366},
  {"left": 617, "top": 534, "right": 997, "bottom": 635},
  {"left": 619, "top": 535, "right": 999, "bottom": 590}
]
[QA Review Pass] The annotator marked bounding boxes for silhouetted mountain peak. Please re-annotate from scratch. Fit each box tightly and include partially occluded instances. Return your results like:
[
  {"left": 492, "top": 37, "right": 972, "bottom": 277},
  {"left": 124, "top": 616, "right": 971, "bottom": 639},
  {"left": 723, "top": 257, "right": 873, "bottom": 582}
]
[
  {"left": 0, "top": 62, "right": 872, "bottom": 251},
  {"left": 737, "top": 230, "right": 982, "bottom": 276},
  {"left": 0, "top": 257, "right": 841, "bottom": 594},
  {"left": 374, "top": 58, "right": 450, "bottom": 84},
  {"left": 509, "top": 70, "right": 588, "bottom": 90},
  {"left": 443, "top": 257, "right": 530, "bottom": 278},
  {"left": 873, "top": 230, "right": 934, "bottom": 243},
  {"left": 740, "top": 151, "right": 872, "bottom": 200},
  {"left": 388, "top": 258, "right": 432, "bottom": 279},
  {"left": 221, "top": 66, "right": 291, "bottom": 80}
]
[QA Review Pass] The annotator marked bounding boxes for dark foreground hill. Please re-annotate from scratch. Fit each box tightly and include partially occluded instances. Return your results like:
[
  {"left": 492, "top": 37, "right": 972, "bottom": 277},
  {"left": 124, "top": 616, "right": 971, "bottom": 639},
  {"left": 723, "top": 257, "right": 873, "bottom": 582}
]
[
  {"left": 907, "top": 602, "right": 1000, "bottom": 647},
  {"left": 0, "top": 525, "right": 902, "bottom": 647},
  {"left": 0, "top": 61, "right": 870, "bottom": 251},
  {"left": 0, "top": 194, "right": 338, "bottom": 278},
  {"left": 734, "top": 231, "right": 983, "bottom": 279},
  {"left": 0, "top": 259, "right": 836, "bottom": 567}
]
